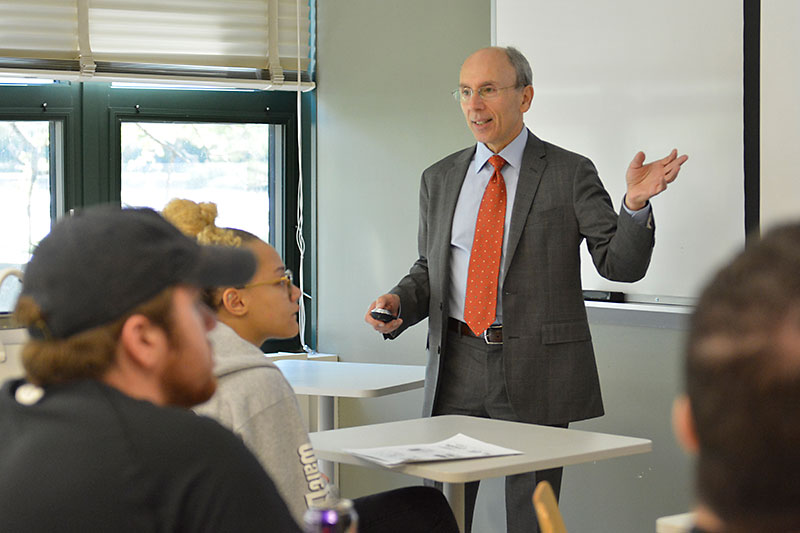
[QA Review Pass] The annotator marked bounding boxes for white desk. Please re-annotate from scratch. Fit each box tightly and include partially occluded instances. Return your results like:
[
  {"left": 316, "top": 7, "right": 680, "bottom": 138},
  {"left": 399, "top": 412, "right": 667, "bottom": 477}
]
[
  {"left": 274, "top": 359, "right": 426, "bottom": 479},
  {"left": 310, "top": 414, "right": 652, "bottom": 532},
  {"left": 656, "top": 512, "right": 694, "bottom": 533},
  {"left": 275, "top": 359, "right": 426, "bottom": 400}
]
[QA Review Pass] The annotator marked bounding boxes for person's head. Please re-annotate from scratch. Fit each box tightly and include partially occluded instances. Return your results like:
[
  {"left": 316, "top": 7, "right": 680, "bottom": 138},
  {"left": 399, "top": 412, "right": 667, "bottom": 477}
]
[
  {"left": 162, "top": 198, "right": 301, "bottom": 347},
  {"left": 457, "top": 46, "right": 534, "bottom": 154},
  {"left": 674, "top": 223, "right": 800, "bottom": 532},
  {"left": 14, "top": 206, "right": 256, "bottom": 407}
]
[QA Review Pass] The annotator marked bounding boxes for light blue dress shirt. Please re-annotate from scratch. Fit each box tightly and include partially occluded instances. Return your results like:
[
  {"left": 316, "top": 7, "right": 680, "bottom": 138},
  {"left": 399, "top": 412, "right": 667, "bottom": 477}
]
[{"left": 447, "top": 126, "right": 651, "bottom": 326}]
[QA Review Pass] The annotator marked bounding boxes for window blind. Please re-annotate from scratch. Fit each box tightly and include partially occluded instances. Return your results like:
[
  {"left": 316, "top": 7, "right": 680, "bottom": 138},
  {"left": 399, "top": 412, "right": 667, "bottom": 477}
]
[{"left": 0, "top": 0, "right": 314, "bottom": 90}]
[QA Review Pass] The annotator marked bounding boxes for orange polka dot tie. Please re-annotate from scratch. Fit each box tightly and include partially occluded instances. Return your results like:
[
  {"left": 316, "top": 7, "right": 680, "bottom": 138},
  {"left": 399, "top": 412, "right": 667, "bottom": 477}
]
[{"left": 463, "top": 154, "right": 507, "bottom": 336}]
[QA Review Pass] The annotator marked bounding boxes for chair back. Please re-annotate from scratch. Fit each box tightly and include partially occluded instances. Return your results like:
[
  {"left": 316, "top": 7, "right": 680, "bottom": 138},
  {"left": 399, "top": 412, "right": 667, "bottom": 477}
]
[{"left": 533, "top": 480, "right": 567, "bottom": 533}]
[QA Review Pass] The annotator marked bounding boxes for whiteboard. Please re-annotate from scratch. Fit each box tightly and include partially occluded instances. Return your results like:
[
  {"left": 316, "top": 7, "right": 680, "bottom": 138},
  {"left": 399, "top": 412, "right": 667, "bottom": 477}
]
[{"left": 496, "top": 0, "right": 744, "bottom": 303}]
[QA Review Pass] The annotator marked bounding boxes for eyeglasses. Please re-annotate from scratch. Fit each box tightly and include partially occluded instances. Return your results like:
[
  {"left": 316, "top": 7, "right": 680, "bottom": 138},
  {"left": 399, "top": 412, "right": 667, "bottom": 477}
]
[
  {"left": 241, "top": 269, "right": 294, "bottom": 296},
  {"left": 452, "top": 85, "right": 520, "bottom": 103}
]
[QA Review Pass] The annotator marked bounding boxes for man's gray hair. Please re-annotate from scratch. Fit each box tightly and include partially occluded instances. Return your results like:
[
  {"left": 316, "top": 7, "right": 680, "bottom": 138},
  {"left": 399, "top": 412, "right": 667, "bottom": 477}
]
[{"left": 503, "top": 46, "right": 533, "bottom": 88}]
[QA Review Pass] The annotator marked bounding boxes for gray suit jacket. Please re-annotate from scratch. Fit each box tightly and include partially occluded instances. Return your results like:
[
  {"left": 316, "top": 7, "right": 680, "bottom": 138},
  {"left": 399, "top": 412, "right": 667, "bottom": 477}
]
[{"left": 389, "top": 131, "right": 655, "bottom": 425}]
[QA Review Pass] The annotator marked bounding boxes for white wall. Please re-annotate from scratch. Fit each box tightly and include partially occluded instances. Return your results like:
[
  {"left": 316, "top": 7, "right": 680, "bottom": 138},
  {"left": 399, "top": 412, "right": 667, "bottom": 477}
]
[
  {"left": 315, "top": 0, "right": 490, "bottom": 499},
  {"left": 561, "top": 319, "right": 692, "bottom": 531},
  {"left": 761, "top": 0, "right": 800, "bottom": 232},
  {"left": 315, "top": 1, "right": 692, "bottom": 531}
]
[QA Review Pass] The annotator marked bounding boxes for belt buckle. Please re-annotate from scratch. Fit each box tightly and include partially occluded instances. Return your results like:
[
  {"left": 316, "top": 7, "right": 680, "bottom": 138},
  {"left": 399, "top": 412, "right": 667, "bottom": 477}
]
[{"left": 483, "top": 326, "right": 502, "bottom": 345}]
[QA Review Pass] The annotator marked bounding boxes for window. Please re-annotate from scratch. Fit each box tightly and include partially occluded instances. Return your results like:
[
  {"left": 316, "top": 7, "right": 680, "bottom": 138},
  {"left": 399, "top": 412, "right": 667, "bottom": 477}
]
[
  {"left": 120, "top": 121, "right": 278, "bottom": 245},
  {"left": 0, "top": 121, "right": 56, "bottom": 266},
  {"left": 0, "top": 81, "right": 314, "bottom": 350},
  {"left": 0, "top": 119, "right": 62, "bottom": 313}
]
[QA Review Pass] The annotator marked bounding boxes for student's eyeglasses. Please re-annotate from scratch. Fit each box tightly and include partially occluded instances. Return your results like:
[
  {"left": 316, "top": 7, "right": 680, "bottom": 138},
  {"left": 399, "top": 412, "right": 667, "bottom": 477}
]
[
  {"left": 452, "top": 85, "right": 520, "bottom": 102},
  {"left": 241, "top": 269, "right": 294, "bottom": 296}
]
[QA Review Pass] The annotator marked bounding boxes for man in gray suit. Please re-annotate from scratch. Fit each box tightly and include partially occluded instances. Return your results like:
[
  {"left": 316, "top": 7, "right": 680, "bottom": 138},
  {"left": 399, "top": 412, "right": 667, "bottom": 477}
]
[{"left": 366, "top": 46, "right": 687, "bottom": 532}]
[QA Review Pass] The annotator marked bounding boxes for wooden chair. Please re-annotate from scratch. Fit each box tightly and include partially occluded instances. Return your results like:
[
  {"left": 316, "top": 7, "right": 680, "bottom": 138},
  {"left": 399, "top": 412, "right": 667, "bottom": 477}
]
[{"left": 533, "top": 480, "right": 567, "bottom": 533}]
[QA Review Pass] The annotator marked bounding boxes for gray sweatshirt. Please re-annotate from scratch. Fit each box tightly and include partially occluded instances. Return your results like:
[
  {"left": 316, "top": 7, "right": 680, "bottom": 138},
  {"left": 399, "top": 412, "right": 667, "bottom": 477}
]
[{"left": 194, "top": 323, "right": 328, "bottom": 525}]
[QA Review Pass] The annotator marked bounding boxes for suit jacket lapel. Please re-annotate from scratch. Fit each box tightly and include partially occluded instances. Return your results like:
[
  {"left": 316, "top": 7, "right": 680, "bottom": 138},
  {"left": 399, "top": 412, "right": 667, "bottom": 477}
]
[
  {"left": 434, "top": 146, "right": 475, "bottom": 298},
  {"left": 502, "top": 132, "right": 546, "bottom": 283},
  {"left": 442, "top": 146, "right": 475, "bottom": 223}
]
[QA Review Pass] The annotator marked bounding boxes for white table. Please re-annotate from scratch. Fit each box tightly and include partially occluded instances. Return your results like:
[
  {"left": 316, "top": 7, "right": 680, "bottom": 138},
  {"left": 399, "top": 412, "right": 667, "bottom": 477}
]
[
  {"left": 274, "top": 360, "right": 426, "bottom": 479},
  {"left": 310, "top": 414, "right": 652, "bottom": 532},
  {"left": 656, "top": 512, "right": 694, "bottom": 533}
]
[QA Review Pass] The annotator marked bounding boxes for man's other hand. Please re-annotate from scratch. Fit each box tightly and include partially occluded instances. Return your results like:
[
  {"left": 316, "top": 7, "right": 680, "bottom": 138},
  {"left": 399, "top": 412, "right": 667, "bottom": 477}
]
[{"left": 625, "top": 149, "right": 688, "bottom": 210}]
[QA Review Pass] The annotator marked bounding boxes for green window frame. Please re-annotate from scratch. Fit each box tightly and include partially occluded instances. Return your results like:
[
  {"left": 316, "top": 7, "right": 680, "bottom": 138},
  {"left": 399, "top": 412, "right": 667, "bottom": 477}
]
[{"left": 0, "top": 82, "right": 315, "bottom": 350}]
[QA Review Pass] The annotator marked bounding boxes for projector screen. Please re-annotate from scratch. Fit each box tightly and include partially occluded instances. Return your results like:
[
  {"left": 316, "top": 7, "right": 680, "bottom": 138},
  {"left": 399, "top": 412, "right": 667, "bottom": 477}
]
[{"left": 496, "top": 0, "right": 744, "bottom": 304}]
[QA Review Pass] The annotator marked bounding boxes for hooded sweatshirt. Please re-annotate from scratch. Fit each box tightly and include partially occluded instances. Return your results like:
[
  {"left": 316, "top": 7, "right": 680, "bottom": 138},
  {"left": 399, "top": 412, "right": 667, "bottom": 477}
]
[{"left": 194, "top": 322, "right": 328, "bottom": 525}]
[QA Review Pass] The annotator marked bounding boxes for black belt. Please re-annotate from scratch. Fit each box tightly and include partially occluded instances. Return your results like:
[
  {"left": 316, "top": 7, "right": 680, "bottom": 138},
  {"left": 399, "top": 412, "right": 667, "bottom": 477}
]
[{"left": 447, "top": 317, "right": 503, "bottom": 345}]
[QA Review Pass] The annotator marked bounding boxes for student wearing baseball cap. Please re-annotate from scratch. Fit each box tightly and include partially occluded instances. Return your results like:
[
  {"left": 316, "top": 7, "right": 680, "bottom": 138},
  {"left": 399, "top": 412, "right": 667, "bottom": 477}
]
[{"left": 0, "top": 206, "right": 301, "bottom": 532}]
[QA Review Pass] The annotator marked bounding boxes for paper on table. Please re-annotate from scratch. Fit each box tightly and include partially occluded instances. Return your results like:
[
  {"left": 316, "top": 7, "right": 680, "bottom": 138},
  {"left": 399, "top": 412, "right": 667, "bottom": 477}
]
[{"left": 345, "top": 433, "right": 522, "bottom": 467}]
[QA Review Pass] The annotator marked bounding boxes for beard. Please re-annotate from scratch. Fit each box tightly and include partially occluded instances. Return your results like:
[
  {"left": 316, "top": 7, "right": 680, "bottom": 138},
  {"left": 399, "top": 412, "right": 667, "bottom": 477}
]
[{"left": 159, "top": 347, "right": 218, "bottom": 408}]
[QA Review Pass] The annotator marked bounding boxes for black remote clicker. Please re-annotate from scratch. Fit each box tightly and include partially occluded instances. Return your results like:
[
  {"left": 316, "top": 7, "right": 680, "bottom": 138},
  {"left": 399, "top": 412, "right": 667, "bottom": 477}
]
[{"left": 370, "top": 308, "right": 397, "bottom": 323}]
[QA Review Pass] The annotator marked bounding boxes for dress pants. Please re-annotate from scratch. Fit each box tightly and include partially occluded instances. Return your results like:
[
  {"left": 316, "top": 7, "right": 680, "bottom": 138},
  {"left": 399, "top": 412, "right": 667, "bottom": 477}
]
[{"left": 430, "top": 328, "right": 566, "bottom": 533}]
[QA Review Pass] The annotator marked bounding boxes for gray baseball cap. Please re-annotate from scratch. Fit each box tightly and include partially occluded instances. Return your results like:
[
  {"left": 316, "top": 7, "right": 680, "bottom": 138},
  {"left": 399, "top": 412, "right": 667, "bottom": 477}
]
[{"left": 21, "top": 205, "right": 256, "bottom": 339}]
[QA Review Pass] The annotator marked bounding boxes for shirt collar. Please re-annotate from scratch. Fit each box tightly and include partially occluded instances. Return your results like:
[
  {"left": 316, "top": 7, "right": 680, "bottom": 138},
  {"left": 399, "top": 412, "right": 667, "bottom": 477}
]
[{"left": 475, "top": 126, "right": 529, "bottom": 173}]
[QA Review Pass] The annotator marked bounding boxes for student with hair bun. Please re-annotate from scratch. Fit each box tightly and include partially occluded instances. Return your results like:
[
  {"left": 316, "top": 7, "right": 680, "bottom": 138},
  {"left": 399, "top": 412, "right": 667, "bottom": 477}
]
[{"left": 163, "top": 198, "right": 459, "bottom": 533}]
